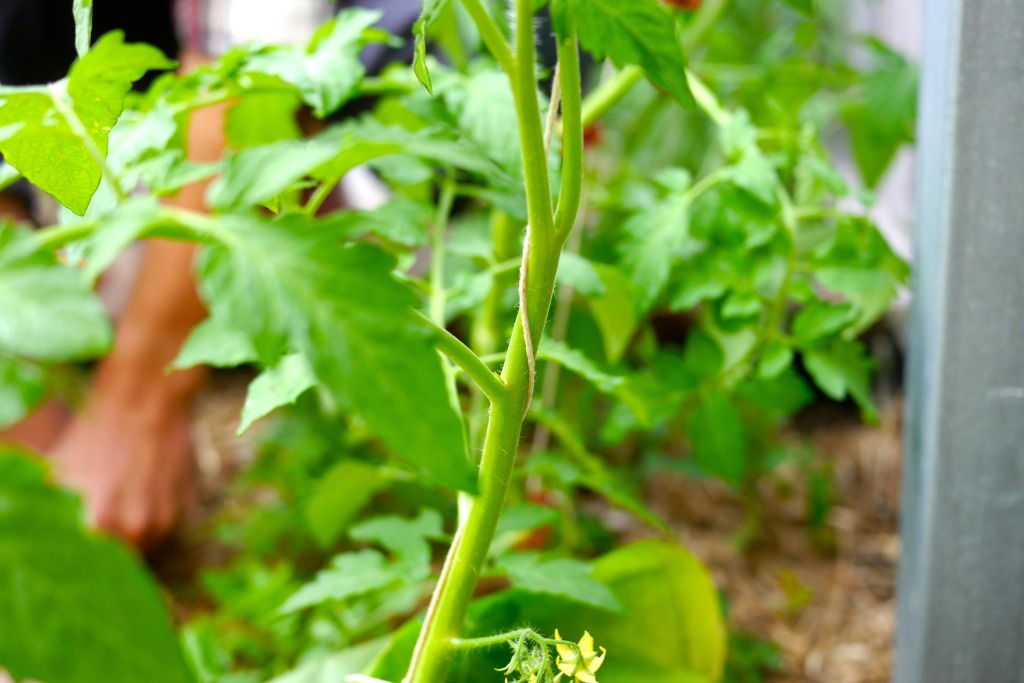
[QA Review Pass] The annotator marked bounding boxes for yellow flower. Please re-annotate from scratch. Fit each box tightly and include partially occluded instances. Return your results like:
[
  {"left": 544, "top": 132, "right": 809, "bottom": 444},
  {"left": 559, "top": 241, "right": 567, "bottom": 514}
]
[{"left": 554, "top": 630, "right": 607, "bottom": 683}]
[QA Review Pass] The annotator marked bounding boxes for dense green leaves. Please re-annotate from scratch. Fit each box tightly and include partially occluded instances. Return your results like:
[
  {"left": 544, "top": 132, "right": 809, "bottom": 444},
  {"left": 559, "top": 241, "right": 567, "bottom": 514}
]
[
  {"left": 0, "top": 227, "right": 112, "bottom": 361},
  {"left": 197, "top": 215, "right": 477, "bottom": 492},
  {"left": 619, "top": 169, "right": 692, "bottom": 312},
  {"left": 243, "top": 9, "right": 387, "bottom": 118},
  {"left": 0, "top": 450, "right": 194, "bottom": 683},
  {"left": 552, "top": 0, "right": 692, "bottom": 105},
  {"left": 0, "top": 32, "right": 173, "bottom": 214}
]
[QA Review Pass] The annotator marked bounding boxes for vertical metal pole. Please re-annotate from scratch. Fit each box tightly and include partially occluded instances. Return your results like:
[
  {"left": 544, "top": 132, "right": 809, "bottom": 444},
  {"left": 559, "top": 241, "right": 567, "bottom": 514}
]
[{"left": 896, "top": 0, "right": 1024, "bottom": 681}]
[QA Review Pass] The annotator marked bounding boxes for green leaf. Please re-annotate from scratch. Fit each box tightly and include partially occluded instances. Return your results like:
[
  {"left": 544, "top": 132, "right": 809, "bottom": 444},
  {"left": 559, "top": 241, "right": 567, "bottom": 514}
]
[
  {"left": 243, "top": 9, "right": 385, "bottom": 117},
  {"left": 539, "top": 339, "right": 624, "bottom": 393},
  {"left": 726, "top": 150, "right": 778, "bottom": 206},
  {"left": 498, "top": 553, "right": 623, "bottom": 612},
  {"left": 557, "top": 252, "right": 606, "bottom": 296},
  {"left": 586, "top": 264, "right": 640, "bottom": 363},
  {"left": 718, "top": 109, "right": 758, "bottom": 160},
  {"left": 688, "top": 392, "right": 747, "bottom": 485},
  {"left": 226, "top": 91, "right": 302, "bottom": 149},
  {"left": 73, "top": 0, "right": 94, "bottom": 56},
  {"left": 433, "top": 64, "right": 523, "bottom": 179},
  {"left": 792, "top": 302, "right": 853, "bottom": 345},
  {"left": 207, "top": 138, "right": 341, "bottom": 211},
  {"left": 173, "top": 319, "right": 258, "bottom": 370},
  {"left": 757, "top": 341, "right": 793, "bottom": 380},
  {"left": 350, "top": 508, "right": 445, "bottom": 573},
  {"left": 412, "top": 0, "right": 452, "bottom": 94},
  {"left": 842, "top": 40, "right": 917, "bottom": 188},
  {"left": 304, "top": 460, "right": 390, "bottom": 547},
  {"left": 278, "top": 550, "right": 401, "bottom": 614},
  {"left": 0, "top": 227, "right": 112, "bottom": 362},
  {"left": 268, "top": 637, "right": 390, "bottom": 683},
  {"left": 210, "top": 121, "right": 502, "bottom": 211},
  {"left": 803, "top": 339, "right": 878, "bottom": 422},
  {"left": 466, "top": 541, "right": 726, "bottom": 683},
  {"left": 619, "top": 169, "right": 692, "bottom": 311},
  {"left": 238, "top": 353, "right": 317, "bottom": 435},
  {"left": 0, "top": 449, "right": 195, "bottom": 683},
  {"left": 198, "top": 215, "right": 477, "bottom": 492},
  {"left": 555, "top": 0, "right": 693, "bottom": 106},
  {"left": 720, "top": 291, "right": 763, "bottom": 320},
  {"left": 0, "top": 356, "right": 46, "bottom": 429},
  {"left": 0, "top": 32, "right": 174, "bottom": 214}
]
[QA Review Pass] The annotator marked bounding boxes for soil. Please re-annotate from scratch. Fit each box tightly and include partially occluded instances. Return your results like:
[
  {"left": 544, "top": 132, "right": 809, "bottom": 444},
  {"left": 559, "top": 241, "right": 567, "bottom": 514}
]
[{"left": 155, "top": 374, "right": 903, "bottom": 683}]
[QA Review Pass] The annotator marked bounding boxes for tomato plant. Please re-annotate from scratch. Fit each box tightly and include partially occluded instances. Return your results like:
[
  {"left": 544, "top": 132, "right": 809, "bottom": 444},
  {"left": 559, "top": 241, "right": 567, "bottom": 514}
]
[{"left": 0, "top": 0, "right": 911, "bottom": 682}]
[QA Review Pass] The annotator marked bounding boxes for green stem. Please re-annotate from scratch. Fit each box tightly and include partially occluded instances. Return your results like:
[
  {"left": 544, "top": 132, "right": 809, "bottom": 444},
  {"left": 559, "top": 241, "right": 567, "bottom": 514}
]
[
  {"left": 457, "top": 0, "right": 514, "bottom": 76},
  {"left": 422, "top": 312, "right": 507, "bottom": 404},
  {"left": 554, "top": 38, "right": 583, "bottom": 237},
  {"left": 303, "top": 176, "right": 339, "bottom": 215},
  {"left": 403, "top": 3, "right": 583, "bottom": 680},
  {"left": 580, "top": 66, "right": 643, "bottom": 129}
]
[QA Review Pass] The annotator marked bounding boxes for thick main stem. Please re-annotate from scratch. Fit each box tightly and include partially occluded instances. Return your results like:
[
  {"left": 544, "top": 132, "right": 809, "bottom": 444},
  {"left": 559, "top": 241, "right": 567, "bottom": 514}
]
[{"left": 403, "top": 4, "right": 581, "bottom": 682}]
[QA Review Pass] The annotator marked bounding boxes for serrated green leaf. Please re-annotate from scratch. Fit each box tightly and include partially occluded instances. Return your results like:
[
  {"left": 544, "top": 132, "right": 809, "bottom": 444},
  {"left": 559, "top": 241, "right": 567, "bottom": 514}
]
[
  {"left": 243, "top": 9, "right": 385, "bottom": 118},
  {"left": 586, "top": 265, "right": 640, "bottom": 363},
  {"left": 464, "top": 541, "right": 726, "bottom": 683},
  {"left": 279, "top": 550, "right": 400, "bottom": 614},
  {"left": 0, "top": 228, "right": 112, "bottom": 362},
  {"left": 0, "top": 449, "right": 195, "bottom": 683},
  {"left": 268, "top": 637, "right": 390, "bottom": 683},
  {"left": 718, "top": 109, "right": 758, "bottom": 160},
  {"left": 173, "top": 319, "right": 258, "bottom": 370},
  {"left": 619, "top": 170, "right": 692, "bottom": 312},
  {"left": 433, "top": 64, "right": 523, "bottom": 179},
  {"left": 305, "top": 460, "right": 390, "bottom": 547},
  {"left": 726, "top": 150, "right": 777, "bottom": 206},
  {"left": 198, "top": 214, "right": 477, "bottom": 492},
  {"left": 238, "top": 353, "right": 317, "bottom": 435},
  {"left": 211, "top": 120, "right": 503, "bottom": 211},
  {"left": 499, "top": 553, "right": 623, "bottom": 612},
  {"left": 0, "top": 32, "right": 173, "bottom": 214},
  {"left": 688, "top": 392, "right": 747, "bottom": 485},
  {"left": 556, "top": 0, "right": 692, "bottom": 106},
  {"left": 556, "top": 252, "right": 606, "bottom": 296},
  {"left": 350, "top": 508, "right": 445, "bottom": 572},
  {"left": 207, "top": 138, "right": 341, "bottom": 211},
  {"left": 539, "top": 339, "right": 624, "bottom": 393},
  {"left": 792, "top": 302, "right": 853, "bottom": 345},
  {"left": 803, "top": 339, "right": 878, "bottom": 422}
]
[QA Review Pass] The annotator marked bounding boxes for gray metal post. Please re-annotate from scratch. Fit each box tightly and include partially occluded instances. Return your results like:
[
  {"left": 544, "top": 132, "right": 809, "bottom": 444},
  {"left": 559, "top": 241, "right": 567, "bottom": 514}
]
[{"left": 895, "top": 0, "right": 1024, "bottom": 681}]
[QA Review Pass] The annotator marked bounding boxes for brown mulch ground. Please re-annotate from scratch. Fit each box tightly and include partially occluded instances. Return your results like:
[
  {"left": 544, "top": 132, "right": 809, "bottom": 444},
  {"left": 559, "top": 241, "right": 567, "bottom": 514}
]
[{"left": 158, "top": 375, "right": 903, "bottom": 683}]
